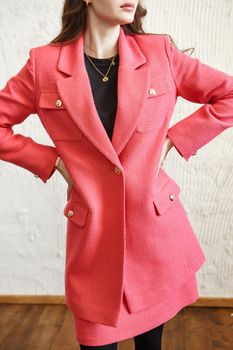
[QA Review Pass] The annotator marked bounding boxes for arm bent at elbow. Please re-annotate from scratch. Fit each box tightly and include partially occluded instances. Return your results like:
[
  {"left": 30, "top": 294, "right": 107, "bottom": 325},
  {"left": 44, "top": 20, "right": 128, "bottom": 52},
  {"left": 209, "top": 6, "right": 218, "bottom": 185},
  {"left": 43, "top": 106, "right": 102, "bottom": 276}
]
[
  {"left": 0, "top": 48, "right": 59, "bottom": 183},
  {"left": 164, "top": 35, "right": 233, "bottom": 161}
]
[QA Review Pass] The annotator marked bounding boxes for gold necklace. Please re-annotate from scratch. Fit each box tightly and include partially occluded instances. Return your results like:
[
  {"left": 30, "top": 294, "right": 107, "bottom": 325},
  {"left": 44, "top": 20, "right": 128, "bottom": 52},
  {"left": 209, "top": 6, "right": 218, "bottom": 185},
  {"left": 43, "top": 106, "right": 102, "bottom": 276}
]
[
  {"left": 85, "top": 53, "right": 116, "bottom": 82},
  {"left": 84, "top": 42, "right": 118, "bottom": 82}
]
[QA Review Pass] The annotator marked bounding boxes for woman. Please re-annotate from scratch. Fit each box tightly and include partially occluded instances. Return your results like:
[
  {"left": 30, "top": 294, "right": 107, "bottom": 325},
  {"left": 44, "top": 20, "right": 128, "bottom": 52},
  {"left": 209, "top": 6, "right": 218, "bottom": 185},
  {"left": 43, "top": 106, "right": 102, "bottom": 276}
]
[{"left": 1, "top": 0, "right": 233, "bottom": 349}]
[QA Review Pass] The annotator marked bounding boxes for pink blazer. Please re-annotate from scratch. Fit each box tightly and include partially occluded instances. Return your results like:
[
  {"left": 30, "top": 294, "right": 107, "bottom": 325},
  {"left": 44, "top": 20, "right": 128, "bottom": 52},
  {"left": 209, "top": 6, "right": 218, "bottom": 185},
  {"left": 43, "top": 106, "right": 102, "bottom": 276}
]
[{"left": 1, "top": 26, "right": 233, "bottom": 327}]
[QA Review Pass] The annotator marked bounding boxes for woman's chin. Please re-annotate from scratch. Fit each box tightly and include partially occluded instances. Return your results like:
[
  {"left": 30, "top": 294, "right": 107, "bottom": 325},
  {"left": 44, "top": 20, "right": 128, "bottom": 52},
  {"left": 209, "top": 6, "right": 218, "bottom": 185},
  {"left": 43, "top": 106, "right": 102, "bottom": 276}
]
[{"left": 117, "top": 16, "right": 135, "bottom": 25}]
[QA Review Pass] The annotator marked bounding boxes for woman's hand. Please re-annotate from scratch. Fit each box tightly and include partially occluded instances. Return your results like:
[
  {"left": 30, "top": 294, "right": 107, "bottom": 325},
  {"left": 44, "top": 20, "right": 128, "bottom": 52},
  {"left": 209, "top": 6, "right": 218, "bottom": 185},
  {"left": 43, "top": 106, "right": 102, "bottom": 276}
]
[
  {"left": 158, "top": 136, "right": 174, "bottom": 168},
  {"left": 56, "top": 158, "right": 74, "bottom": 200},
  {"left": 66, "top": 181, "right": 73, "bottom": 201}
]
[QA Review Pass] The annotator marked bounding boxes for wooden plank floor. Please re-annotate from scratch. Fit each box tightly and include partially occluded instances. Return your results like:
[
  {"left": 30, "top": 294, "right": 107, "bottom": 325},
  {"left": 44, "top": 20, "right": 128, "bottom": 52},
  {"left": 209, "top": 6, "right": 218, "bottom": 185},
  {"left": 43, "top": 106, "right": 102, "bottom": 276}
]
[{"left": 0, "top": 304, "right": 232, "bottom": 349}]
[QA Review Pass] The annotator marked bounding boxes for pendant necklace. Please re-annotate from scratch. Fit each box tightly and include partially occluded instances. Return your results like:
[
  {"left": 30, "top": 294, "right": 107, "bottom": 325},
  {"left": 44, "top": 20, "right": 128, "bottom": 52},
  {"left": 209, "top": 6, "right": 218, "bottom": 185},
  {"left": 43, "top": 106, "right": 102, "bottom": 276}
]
[{"left": 84, "top": 42, "right": 118, "bottom": 83}]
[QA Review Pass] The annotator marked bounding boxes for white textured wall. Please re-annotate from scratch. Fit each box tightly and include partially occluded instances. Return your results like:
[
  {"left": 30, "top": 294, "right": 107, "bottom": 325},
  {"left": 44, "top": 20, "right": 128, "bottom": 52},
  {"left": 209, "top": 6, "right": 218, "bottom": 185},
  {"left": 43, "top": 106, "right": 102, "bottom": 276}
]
[{"left": 0, "top": 0, "right": 232, "bottom": 297}]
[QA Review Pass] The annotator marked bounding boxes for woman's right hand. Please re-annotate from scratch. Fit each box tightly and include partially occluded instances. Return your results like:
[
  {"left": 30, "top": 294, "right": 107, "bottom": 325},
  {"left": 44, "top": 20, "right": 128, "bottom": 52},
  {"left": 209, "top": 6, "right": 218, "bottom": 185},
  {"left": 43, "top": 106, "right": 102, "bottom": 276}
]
[{"left": 56, "top": 158, "right": 74, "bottom": 200}]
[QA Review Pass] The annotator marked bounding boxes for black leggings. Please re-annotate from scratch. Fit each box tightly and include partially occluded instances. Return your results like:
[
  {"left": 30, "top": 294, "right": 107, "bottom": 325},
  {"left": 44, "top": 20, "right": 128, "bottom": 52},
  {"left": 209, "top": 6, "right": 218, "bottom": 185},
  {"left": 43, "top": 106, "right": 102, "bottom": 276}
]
[{"left": 79, "top": 322, "right": 165, "bottom": 350}]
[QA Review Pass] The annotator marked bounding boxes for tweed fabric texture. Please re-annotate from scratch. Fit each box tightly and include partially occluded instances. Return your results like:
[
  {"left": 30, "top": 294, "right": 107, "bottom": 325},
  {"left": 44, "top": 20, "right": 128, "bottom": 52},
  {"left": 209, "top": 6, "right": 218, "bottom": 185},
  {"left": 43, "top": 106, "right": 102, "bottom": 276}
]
[
  {"left": 73, "top": 273, "right": 198, "bottom": 346},
  {"left": 1, "top": 26, "right": 233, "bottom": 330}
]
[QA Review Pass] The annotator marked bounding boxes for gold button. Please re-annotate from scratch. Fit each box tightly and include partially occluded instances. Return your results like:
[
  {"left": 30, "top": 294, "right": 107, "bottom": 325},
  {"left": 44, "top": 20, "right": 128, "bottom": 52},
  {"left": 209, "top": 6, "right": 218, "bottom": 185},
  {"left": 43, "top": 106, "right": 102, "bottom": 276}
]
[
  {"left": 55, "top": 99, "right": 63, "bottom": 108},
  {"left": 114, "top": 166, "right": 122, "bottom": 175},
  {"left": 148, "top": 88, "right": 156, "bottom": 96},
  {"left": 169, "top": 193, "right": 175, "bottom": 201},
  {"left": 34, "top": 174, "right": 39, "bottom": 178},
  {"left": 67, "top": 210, "right": 74, "bottom": 218}
]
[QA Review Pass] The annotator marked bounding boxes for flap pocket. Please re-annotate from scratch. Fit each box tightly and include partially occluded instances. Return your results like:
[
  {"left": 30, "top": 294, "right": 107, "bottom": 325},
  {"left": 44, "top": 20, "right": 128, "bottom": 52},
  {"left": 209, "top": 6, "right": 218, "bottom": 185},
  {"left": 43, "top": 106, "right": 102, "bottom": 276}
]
[
  {"left": 38, "top": 91, "right": 83, "bottom": 141},
  {"left": 153, "top": 178, "right": 181, "bottom": 215},
  {"left": 63, "top": 200, "right": 89, "bottom": 227},
  {"left": 136, "top": 75, "right": 173, "bottom": 132},
  {"left": 147, "top": 75, "right": 173, "bottom": 98},
  {"left": 39, "top": 91, "right": 66, "bottom": 109}
]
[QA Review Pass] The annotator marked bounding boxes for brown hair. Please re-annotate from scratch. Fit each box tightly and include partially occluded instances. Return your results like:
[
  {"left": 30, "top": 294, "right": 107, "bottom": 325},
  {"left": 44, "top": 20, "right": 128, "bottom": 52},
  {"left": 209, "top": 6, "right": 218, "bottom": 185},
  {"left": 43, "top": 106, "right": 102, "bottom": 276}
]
[{"left": 49, "top": 0, "right": 194, "bottom": 55}]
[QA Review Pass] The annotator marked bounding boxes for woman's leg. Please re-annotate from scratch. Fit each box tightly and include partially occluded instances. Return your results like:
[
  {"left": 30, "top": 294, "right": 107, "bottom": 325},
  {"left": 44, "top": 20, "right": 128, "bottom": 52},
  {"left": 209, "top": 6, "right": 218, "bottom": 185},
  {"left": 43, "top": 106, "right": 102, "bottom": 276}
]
[
  {"left": 79, "top": 342, "right": 118, "bottom": 350},
  {"left": 134, "top": 322, "right": 165, "bottom": 350}
]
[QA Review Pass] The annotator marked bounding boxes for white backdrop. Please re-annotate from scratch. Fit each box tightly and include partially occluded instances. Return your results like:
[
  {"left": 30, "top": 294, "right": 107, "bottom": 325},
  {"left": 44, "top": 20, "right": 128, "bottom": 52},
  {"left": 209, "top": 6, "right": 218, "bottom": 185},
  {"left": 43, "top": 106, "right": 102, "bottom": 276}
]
[{"left": 0, "top": 0, "right": 232, "bottom": 296}]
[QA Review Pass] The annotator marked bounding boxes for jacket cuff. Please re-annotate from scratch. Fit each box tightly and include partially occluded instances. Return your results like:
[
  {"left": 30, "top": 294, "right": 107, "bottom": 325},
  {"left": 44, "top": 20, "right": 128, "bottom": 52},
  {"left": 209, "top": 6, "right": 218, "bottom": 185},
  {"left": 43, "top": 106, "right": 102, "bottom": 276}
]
[
  {"left": 167, "top": 125, "right": 197, "bottom": 161},
  {"left": 25, "top": 142, "right": 59, "bottom": 183}
]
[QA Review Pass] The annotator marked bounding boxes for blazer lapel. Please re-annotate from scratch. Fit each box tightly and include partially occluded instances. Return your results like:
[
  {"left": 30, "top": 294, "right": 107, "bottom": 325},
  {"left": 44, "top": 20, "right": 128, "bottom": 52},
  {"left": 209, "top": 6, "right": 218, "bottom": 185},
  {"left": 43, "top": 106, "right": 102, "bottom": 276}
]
[{"left": 56, "top": 26, "right": 150, "bottom": 164}]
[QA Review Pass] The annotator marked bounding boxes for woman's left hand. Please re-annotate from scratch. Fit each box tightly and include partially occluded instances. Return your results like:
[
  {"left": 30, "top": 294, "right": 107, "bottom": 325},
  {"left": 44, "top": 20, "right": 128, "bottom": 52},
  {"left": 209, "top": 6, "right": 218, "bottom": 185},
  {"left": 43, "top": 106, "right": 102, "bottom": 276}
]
[
  {"left": 158, "top": 136, "right": 174, "bottom": 168},
  {"left": 67, "top": 180, "right": 74, "bottom": 201}
]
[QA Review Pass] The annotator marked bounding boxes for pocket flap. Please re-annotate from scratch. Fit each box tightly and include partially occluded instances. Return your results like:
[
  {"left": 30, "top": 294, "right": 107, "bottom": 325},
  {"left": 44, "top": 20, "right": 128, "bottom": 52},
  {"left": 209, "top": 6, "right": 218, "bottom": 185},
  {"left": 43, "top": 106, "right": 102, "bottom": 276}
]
[
  {"left": 63, "top": 200, "right": 89, "bottom": 227},
  {"left": 153, "top": 179, "right": 181, "bottom": 215},
  {"left": 147, "top": 75, "right": 172, "bottom": 98},
  {"left": 39, "top": 91, "right": 66, "bottom": 109}
]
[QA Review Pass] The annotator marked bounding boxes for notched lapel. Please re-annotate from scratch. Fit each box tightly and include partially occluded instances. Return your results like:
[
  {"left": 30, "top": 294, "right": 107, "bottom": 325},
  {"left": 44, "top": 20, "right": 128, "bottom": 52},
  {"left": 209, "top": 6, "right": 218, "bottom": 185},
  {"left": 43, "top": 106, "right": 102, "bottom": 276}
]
[
  {"left": 55, "top": 26, "right": 149, "bottom": 164},
  {"left": 111, "top": 65, "right": 150, "bottom": 154}
]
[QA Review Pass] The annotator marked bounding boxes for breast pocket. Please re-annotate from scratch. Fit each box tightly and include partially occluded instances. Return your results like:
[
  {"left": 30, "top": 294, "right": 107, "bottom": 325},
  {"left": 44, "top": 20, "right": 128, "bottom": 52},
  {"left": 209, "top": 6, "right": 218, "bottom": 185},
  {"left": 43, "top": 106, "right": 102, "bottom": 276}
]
[
  {"left": 136, "top": 75, "right": 173, "bottom": 132},
  {"left": 38, "top": 91, "right": 83, "bottom": 141}
]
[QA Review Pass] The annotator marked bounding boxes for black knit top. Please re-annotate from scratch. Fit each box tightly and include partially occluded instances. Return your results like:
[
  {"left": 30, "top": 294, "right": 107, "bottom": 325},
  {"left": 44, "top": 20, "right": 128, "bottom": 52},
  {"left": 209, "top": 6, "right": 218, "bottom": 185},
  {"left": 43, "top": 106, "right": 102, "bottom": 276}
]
[{"left": 84, "top": 53, "right": 120, "bottom": 141}]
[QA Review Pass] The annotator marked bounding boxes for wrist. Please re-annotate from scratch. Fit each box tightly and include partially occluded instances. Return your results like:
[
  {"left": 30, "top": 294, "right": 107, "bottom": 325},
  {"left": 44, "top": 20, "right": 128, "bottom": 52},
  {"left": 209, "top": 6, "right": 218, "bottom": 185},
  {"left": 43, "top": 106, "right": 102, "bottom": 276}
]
[
  {"left": 166, "top": 136, "right": 174, "bottom": 150},
  {"left": 55, "top": 156, "right": 61, "bottom": 170},
  {"left": 56, "top": 159, "right": 70, "bottom": 183}
]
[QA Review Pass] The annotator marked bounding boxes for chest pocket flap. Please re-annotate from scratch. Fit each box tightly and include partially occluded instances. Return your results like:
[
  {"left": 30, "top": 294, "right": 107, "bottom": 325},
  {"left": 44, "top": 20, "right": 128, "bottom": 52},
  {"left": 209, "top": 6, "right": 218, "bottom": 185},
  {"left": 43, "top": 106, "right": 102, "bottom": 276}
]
[
  {"left": 147, "top": 74, "right": 173, "bottom": 98},
  {"left": 39, "top": 91, "right": 66, "bottom": 109}
]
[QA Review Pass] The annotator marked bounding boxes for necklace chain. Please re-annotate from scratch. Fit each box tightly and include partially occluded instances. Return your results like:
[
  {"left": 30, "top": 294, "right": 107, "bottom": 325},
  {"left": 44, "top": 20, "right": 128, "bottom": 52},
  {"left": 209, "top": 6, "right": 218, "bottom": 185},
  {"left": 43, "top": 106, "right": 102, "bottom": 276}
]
[{"left": 84, "top": 42, "right": 118, "bottom": 82}]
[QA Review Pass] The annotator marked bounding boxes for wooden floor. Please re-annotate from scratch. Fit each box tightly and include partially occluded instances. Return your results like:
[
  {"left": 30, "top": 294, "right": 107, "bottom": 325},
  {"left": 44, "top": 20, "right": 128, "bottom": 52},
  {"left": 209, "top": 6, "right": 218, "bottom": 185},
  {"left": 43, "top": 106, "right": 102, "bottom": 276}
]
[{"left": 0, "top": 303, "right": 232, "bottom": 349}]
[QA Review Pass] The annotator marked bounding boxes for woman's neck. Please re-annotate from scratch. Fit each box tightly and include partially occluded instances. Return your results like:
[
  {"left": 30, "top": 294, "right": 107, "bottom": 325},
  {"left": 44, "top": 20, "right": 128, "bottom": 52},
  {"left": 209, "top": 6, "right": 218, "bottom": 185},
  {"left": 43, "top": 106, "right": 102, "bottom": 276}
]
[{"left": 83, "top": 25, "right": 120, "bottom": 59}]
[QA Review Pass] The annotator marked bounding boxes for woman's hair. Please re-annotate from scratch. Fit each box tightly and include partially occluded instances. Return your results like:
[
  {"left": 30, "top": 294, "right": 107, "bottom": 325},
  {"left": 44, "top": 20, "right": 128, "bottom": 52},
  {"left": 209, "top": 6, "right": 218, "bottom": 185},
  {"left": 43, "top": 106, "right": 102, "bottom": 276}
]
[{"left": 49, "top": 0, "right": 194, "bottom": 55}]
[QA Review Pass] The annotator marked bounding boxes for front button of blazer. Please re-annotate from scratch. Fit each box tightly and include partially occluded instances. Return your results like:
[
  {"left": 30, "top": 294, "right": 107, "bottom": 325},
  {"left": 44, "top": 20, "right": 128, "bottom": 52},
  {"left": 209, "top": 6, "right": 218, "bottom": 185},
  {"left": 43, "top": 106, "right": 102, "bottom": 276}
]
[
  {"left": 148, "top": 88, "right": 157, "bottom": 96},
  {"left": 115, "top": 166, "right": 122, "bottom": 175},
  {"left": 55, "top": 99, "right": 63, "bottom": 108},
  {"left": 169, "top": 193, "right": 175, "bottom": 201},
  {"left": 67, "top": 209, "right": 74, "bottom": 218}
]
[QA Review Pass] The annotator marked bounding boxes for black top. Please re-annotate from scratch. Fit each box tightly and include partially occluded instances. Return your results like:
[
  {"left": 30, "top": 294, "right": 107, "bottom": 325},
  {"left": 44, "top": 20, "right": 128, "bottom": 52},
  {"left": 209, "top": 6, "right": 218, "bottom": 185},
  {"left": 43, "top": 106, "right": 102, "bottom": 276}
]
[{"left": 84, "top": 53, "right": 119, "bottom": 141}]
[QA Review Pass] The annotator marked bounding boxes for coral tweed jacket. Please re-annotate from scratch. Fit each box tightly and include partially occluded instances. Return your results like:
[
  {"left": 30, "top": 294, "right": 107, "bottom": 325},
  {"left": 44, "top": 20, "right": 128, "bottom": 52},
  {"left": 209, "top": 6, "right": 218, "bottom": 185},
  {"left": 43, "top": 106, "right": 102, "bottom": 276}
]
[{"left": 1, "top": 26, "right": 233, "bottom": 327}]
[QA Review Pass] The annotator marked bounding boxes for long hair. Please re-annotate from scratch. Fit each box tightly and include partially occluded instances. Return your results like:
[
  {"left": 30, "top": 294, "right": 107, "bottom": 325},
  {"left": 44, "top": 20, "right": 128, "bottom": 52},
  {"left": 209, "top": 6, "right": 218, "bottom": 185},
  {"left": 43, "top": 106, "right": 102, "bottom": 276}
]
[{"left": 49, "top": 0, "right": 194, "bottom": 55}]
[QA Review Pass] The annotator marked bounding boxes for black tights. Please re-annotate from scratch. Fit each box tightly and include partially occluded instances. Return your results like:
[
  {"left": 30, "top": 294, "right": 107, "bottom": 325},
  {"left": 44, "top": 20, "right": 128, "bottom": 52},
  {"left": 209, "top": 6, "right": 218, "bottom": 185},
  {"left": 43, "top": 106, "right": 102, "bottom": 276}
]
[{"left": 79, "top": 322, "right": 165, "bottom": 350}]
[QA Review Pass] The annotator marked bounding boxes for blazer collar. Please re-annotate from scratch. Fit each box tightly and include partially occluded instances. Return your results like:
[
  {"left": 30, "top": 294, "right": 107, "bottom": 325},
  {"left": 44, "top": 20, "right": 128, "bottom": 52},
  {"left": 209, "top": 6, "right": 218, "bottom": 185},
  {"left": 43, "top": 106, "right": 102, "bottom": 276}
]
[
  {"left": 55, "top": 26, "right": 150, "bottom": 166},
  {"left": 57, "top": 25, "right": 146, "bottom": 75}
]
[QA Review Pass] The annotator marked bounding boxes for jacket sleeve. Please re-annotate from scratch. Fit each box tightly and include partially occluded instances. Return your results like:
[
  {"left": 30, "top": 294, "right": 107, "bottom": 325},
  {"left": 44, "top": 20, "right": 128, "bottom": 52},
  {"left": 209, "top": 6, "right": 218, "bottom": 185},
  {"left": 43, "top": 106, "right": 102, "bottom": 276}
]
[
  {"left": 0, "top": 47, "right": 59, "bottom": 183},
  {"left": 164, "top": 35, "right": 233, "bottom": 161}
]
